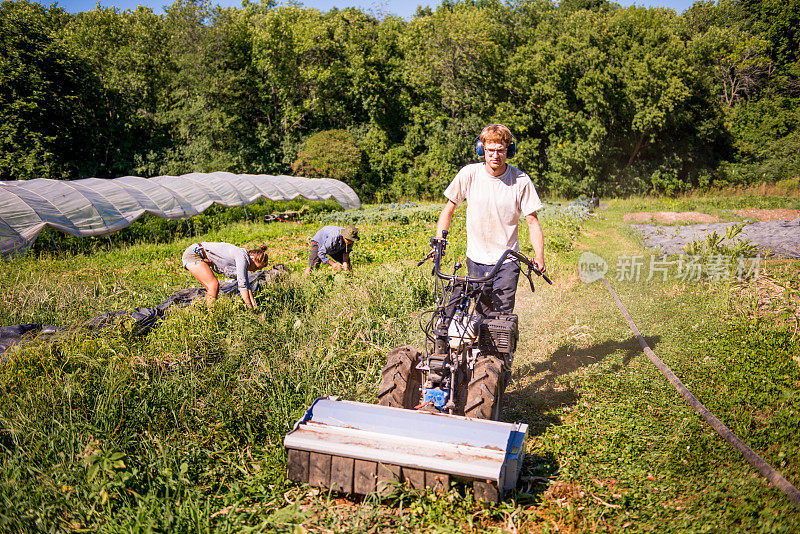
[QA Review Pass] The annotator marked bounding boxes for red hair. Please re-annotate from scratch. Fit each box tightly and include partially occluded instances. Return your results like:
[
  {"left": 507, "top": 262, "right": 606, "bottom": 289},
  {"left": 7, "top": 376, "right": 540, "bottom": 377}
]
[{"left": 479, "top": 124, "right": 514, "bottom": 148}]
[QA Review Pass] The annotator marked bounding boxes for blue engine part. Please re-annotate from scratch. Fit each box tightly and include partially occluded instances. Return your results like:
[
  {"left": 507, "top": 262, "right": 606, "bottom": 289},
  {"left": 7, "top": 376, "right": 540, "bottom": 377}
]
[{"left": 423, "top": 387, "right": 449, "bottom": 409}]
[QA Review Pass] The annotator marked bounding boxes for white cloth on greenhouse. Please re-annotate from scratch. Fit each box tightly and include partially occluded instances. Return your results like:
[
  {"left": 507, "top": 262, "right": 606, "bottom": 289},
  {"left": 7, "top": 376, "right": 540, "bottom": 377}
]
[{"left": 0, "top": 172, "right": 360, "bottom": 256}]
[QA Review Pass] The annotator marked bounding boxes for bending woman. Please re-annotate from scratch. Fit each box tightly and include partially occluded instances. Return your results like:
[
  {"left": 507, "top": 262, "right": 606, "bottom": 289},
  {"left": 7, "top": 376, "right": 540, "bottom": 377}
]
[{"left": 181, "top": 242, "right": 269, "bottom": 309}]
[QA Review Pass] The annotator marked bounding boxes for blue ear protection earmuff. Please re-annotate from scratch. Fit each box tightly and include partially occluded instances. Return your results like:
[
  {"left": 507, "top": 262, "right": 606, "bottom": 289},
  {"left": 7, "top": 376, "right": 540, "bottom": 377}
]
[{"left": 475, "top": 127, "right": 517, "bottom": 159}]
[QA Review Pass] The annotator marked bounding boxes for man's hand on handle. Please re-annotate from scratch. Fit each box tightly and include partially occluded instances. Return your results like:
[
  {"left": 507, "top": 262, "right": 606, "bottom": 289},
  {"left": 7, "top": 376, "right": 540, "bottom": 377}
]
[{"left": 531, "top": 256, "right": 546, "bottom": 275}]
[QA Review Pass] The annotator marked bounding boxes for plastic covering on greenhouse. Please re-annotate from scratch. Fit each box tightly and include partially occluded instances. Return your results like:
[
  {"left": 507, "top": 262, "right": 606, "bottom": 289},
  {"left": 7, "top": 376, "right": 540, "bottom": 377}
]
[{"left": 0, "top": 172, "right": 361, "bottom": 257}]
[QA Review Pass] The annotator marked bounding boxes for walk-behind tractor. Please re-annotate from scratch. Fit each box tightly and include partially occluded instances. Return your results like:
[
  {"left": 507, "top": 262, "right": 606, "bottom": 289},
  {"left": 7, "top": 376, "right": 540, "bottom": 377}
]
[
  {"left": 379, "top": 232, "right": 552, "bottom": 418},
  {"left": 284, "top": 233, "right": 552, "bottom": 501}
]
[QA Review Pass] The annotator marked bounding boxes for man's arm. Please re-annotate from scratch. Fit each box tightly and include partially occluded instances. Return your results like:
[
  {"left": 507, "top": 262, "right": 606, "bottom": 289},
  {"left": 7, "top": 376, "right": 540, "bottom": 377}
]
[
  {"left": 327, "top": 246, "right": 348, "bottom": 272},
  {"left": 320, "top": 229, "right": 349, "bottom": 269},
  {"left": 235, "top": 250, "right": 256, "bottom": 307},
  {"left": 317, "top": 238, "right": 331, "bottom": 264},
  {"left": 436, "top": 200, "right": 458, "bottom": 238},
  {"left": 525, "top": 212, "right": 546, "bottom": 272},
  {"left": 325, "top": 235, "right": 351, "bottom": 271}
]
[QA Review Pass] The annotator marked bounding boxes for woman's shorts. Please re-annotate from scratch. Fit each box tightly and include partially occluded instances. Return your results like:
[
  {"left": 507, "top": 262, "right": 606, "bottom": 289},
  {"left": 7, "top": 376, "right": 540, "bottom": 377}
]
[{"left": 182, "top": 244, "right": 205, "bottom": 269}]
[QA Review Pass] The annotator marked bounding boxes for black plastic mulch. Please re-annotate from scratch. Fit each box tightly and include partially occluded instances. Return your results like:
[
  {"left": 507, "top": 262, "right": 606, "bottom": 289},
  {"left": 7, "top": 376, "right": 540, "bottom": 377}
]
[{"left": 0, "top": 266, "right": 289, "bottom": 359}]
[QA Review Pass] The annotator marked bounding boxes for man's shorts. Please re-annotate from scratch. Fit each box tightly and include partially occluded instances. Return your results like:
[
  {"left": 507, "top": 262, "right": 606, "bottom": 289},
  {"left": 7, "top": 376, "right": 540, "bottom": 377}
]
[{"left": 182, "top": 243, "right": 205, "bottom": 269}]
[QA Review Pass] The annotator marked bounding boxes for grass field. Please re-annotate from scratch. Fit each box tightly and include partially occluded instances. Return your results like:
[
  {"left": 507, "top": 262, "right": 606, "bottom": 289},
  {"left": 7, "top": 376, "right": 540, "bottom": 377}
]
[{"left": 1, "top": 196, "right": 798, "bottom": 532}]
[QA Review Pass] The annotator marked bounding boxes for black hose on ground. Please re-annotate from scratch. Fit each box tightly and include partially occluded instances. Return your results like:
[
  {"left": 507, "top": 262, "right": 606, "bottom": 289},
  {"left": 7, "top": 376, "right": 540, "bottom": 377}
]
[{"left": 601, "top": 277, "right": 800, "bottom": 509}]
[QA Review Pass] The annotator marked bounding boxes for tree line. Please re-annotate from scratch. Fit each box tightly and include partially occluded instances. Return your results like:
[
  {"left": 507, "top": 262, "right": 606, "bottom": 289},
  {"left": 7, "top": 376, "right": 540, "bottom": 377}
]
[{"left": 1, "top": 0, "right": 797, "bottom": 199}]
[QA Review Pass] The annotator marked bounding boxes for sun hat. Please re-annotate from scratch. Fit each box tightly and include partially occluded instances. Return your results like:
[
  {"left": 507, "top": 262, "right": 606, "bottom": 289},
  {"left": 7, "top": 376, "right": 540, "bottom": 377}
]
[{"left": 341, "top": 225, "right": 360, "bottom": 241}]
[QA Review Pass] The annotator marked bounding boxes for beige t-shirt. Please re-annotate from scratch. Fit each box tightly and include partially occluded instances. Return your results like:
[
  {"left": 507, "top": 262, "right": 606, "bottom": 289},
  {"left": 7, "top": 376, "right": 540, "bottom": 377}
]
[{"left": 444, "top": 163, "right": 543, "bottom": 264}]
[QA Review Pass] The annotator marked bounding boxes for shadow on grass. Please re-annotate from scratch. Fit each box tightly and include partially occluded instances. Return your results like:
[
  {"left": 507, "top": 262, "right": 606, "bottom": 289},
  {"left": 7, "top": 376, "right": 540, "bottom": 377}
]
[
  {"left": 505, "top": 335, "right": 661, "bottom": 435},
  {"left": 536, "top": 334, "right": 660, "bottom": 378},
  {"left": 501, "top": 335, "right": 661, "bottom": 504}
]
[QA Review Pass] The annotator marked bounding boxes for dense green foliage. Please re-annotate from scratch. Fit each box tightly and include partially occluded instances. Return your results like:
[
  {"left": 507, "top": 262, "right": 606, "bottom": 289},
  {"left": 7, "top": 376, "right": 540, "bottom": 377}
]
[
  {"left": 291, "top": 130, "right": 369, "bottom": 194},
  {"left": 0, "top": 0, "right": 798, "bottom": 198}
]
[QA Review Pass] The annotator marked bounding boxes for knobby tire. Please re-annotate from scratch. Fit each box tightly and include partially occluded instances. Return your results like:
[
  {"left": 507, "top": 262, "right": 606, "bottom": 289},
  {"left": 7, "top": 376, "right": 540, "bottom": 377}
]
[
  {"left": 464, "top": 355, "right": 505, "bottom": 420},
  {"left": 377, "top": 345, "right": 422, "bottom": 410}
]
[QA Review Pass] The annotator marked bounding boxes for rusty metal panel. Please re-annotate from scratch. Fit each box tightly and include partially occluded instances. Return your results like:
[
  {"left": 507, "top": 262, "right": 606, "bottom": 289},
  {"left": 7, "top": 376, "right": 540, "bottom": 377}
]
[
  {"left": 354, "top": 460, "right": 377, "bottom": 494},
  {"left": 426, "top": 471, "right": 450, "bottom": 493},
  {"left": 474, "top": 480, "right": 500, "bottom": 502},
  {"left": 402, "top": 467, "right": 426, "bottom": 490},
  {"left": 376, "top": 463, "right": 402, "bottom": 496},
  {"left": 309, "top": 452, "right": 331, "bottom": 488}
]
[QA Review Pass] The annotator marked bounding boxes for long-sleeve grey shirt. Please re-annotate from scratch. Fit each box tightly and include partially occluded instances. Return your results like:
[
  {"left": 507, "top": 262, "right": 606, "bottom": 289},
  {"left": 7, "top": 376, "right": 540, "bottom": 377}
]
[
  {"left": 311, "top": 225, "right": 352, "bottom": 264},
  {"left": 200, "top": 242, "right": 251, "bottom": 291}
]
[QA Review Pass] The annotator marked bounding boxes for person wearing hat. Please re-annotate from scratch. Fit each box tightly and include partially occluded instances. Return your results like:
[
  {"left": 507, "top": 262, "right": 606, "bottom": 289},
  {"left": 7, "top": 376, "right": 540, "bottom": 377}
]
[{"left": 304, "top": 224, "right": 360, "bottom": 275}]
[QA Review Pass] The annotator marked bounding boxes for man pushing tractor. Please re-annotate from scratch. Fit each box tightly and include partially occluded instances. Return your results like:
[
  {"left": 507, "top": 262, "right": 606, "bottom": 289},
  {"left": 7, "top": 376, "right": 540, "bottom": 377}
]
[
  {"left": 284, "top": 124, "right": 550, "bottom": 501},
  {"left": 436, "top": 123, "right": 546, "bottom": 314},
  {"left": 377, "top": 123, "right": 550, "bottom": 418}
]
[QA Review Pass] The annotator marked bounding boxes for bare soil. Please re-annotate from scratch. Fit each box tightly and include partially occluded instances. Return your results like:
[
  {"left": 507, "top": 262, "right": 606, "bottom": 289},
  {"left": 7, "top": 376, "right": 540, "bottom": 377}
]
[
  {"left": 732, "top": 208, "right": 800, "bottom": 221},
  {"left": 630, "top": 216, "right": 800, "bottom": 258},
  {"left": 622, "top": 211, "right": 720, "bottom": 224},
  {"left": 624, "top": 208, "right": 800, "bottom": 224}
]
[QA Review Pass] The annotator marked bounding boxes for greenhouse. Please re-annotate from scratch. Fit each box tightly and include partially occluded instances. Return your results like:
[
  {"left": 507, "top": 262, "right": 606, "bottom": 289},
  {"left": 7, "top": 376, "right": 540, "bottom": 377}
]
[{"left": 0, "top": 173, "right": 360, "bottom": 256}]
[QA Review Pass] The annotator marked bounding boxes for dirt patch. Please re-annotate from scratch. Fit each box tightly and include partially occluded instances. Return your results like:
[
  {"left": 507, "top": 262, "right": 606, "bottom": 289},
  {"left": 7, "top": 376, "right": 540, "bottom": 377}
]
[
  {"left": 545, "top": 481, "right": 584, "bottom": 504},
  {"left": 625, "top": 208, "right": 800, "bottom": 224},
  {"left": 733, "top": 208, "right": 800, "bottom": 221},
  {"left": 623, "top": 211, "right": 720, "bottom": 224},
  {"left": 729, "top": 273, "right": 799, "bottom": 326}
]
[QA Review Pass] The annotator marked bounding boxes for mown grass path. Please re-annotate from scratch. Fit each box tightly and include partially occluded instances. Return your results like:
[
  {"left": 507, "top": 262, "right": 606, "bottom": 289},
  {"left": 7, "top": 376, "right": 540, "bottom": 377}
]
[{"left": 502, "top": 207, "right": 800, "bottom": 531}]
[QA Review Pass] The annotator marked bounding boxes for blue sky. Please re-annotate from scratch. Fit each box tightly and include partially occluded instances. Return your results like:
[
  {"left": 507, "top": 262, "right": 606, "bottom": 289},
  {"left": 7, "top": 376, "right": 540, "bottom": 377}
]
[{"left": 48, "top": 0, "right": 697, "bottom": 21}]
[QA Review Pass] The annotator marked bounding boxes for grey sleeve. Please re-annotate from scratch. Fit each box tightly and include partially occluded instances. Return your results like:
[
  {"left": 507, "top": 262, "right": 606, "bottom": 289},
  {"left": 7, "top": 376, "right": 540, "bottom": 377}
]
[
  {"left": 234, "top": 249, "right": 251, "bottom": 290},
  {"left": 316, "top": 227, "right": 340, "bottom": 264},
  {"left": 317, "top": 238, "right": 330, "bottom": 264}
]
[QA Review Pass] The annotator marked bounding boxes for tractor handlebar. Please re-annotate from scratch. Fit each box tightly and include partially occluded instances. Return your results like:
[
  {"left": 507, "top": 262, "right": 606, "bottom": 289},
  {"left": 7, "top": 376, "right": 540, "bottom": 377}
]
[{"left": 420, "top": 231, "right": 552, "bottom": 287}]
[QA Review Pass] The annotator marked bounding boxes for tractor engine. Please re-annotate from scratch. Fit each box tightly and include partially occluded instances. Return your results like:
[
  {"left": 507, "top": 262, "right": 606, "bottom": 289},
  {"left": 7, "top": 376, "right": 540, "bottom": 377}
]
[{"left": 477, "top": 312, "right": 518, "bottom": 356}]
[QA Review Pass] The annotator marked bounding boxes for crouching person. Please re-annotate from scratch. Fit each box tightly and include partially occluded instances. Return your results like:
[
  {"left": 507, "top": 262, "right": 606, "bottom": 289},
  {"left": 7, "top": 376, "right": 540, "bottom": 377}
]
[
  {"left": 303, "top": 224, "right": 360, "bottom": 275},
  {"left": 182, "top": 242, "right": 269, "bottom": 309}
]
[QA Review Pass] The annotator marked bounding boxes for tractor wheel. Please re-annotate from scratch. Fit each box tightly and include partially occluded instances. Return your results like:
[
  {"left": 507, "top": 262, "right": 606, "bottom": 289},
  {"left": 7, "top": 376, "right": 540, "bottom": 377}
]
[
  {"left": 464, "top": 355, "right": 505, "bottom": 420},
  {"left": 377, "top": 345, "right": 422, "bottom": 410},
  {"left": 452, "top": 366, "right": 471, "bottom": 416}
]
